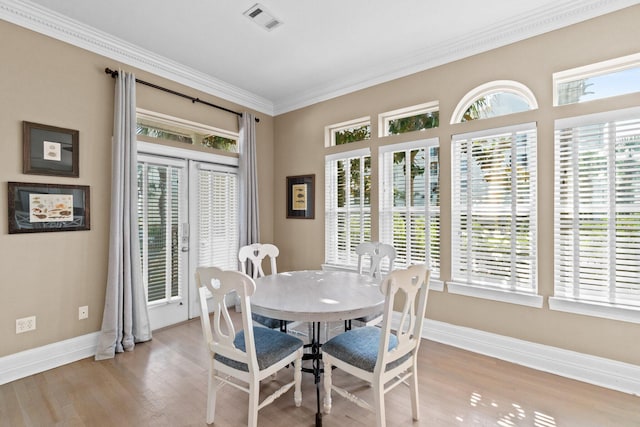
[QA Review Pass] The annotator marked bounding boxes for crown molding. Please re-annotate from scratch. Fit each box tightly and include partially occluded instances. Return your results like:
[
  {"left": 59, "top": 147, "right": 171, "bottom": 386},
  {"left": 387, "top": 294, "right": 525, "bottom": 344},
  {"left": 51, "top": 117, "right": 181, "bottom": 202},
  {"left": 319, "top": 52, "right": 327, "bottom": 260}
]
[
  {"left": 1, "top": 0, "right": 637, "bottom": 117},
  {"left": 0, "top": 0, "right": 275, "bottom": 116},
  {"left": 273, "top": 0, "right": 640, "bottom": 115}
]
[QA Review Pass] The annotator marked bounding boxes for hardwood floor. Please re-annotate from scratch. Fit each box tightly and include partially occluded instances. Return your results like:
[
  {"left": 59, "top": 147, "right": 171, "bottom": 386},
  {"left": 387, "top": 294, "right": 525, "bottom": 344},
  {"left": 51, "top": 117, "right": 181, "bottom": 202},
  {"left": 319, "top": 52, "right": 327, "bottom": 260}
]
[{"left": 1, "top": 318, "right": 639, "bottom": 426}]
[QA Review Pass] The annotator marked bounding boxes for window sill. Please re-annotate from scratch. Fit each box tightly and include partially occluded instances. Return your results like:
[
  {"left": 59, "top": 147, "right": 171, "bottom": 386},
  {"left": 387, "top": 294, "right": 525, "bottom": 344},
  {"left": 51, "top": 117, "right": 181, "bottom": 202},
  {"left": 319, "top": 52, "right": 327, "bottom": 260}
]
[
  {"left": 446, "top": 281, "right": 543, "bottom": 308},
  {"left": 549, "top": 297, "right": 640, "bottom": 324}
]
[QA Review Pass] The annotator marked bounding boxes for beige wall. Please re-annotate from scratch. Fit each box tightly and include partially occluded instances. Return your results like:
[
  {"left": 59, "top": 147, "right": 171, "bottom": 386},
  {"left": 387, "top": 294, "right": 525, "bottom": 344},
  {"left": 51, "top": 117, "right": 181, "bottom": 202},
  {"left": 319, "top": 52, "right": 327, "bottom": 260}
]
[
  {"left": 0, "top": 20, "right": 274, "bottom": 357},
  {"left": 274, "top": 5, "right": 640, "bottom": 365}
]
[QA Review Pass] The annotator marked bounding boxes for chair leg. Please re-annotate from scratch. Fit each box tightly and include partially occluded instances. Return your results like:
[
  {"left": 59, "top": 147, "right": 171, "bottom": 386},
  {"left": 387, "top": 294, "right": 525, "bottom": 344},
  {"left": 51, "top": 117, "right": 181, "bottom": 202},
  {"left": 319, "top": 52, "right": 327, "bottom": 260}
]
[
  {"left": 248, "top": 379, "right": 260, "bottom": 427},
  {"left": 373, "top": 379, "right": 386, "bottom": 427},
  {"left": 322, "top": 357, "right": 333, "bottom": 414},
  {"left": 294, "top": 353, "right": 302, "bottom": 407},
  {"left": 410, "top": 364, "right": 420, "bottom": 421},
  {"left": 206, "top": 363, "right": 218, "bottom": 424}
]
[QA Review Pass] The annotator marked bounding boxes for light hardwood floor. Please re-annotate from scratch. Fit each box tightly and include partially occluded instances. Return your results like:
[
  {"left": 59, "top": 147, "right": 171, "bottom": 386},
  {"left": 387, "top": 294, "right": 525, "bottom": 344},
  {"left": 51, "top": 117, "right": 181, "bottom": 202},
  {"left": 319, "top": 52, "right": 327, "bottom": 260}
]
[{"left": 1, "top": 318, "right": 639, "bottom": 427}]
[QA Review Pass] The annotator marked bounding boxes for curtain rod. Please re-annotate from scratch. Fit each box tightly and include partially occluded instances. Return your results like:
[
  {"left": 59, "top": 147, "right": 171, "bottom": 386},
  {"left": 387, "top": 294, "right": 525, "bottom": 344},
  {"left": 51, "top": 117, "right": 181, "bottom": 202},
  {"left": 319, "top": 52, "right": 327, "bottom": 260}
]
[{"left": 104, "top": 68, "right": 259, "bottom": 123}]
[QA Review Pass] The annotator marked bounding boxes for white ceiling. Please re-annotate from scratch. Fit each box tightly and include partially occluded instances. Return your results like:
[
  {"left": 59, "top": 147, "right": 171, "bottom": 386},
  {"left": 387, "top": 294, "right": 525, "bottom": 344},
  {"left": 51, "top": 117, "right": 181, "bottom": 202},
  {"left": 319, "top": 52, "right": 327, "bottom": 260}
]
[{"left": 4, "top": 0, "right": 639, "bottom": 115}]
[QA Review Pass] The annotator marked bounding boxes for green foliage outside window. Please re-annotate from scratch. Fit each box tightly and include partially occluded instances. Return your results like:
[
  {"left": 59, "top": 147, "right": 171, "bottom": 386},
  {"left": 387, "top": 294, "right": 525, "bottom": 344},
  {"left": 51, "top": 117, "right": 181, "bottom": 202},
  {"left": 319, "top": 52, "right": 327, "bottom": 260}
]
[
  {"left": 387, "top": 111, "right": 439, "bottom": 135},
  {"left": 335, "top": 124, "right": 371, "bottom": 145}
]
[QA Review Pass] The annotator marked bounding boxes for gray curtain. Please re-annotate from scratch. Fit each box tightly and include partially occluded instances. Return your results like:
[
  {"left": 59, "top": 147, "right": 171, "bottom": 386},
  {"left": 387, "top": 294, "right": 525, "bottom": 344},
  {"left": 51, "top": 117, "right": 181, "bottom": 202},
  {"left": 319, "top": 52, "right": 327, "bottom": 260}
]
[
  {"left": 238, "top": 112, "right": 260, "bottom": 249},
  {"left": 95, "top": 70, "right": 151, "bottom": 360}
]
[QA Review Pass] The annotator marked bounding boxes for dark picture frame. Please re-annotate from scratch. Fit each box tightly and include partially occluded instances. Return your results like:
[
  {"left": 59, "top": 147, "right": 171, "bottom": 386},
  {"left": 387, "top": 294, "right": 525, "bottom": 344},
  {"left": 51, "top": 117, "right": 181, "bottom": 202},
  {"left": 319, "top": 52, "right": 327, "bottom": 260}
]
[
  {"left": 8, "top": 182, "right": 90, "bottom": 234},
  {"left": 286, "top": 174, "right": 315, "bottom": 219},
  {"left": 23, "top": 121, "right": 79, "bottom": 177}
]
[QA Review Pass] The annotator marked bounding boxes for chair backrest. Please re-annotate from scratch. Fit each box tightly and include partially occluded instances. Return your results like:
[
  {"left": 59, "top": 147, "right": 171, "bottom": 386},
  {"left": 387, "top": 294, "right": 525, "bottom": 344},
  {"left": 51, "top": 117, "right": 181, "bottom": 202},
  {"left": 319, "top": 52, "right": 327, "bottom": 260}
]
[
  {"left": 375, "top": 264, "right": 430, "bottom": 374},
  {"left": 196, "top": 266, "right": 260, "bottom": 372},
  {"left": 356, "top": 242, "right": 396, "bottom": 279},
  {"left": 238, "top": 243, "right": 279, "bottom": 278}
]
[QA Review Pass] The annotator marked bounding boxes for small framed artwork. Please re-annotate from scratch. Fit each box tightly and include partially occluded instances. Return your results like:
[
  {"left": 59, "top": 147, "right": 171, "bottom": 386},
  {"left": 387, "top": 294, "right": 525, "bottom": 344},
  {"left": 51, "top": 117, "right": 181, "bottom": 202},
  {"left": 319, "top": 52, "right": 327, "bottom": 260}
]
[
  {"left": 286, "top": 174, "right": 315, "bottom": 219},
  {"left": 23, "top": 121, "right": 79, "bottom": 177},
  {"left": 8, "top": 182, "right": 90, "bottom": 234}
]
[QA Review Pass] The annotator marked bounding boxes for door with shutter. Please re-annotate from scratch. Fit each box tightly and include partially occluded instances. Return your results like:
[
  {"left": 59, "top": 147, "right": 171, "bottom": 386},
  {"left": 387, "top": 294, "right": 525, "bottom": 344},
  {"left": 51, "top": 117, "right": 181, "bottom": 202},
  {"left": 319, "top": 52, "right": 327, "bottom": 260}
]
[
  {"left": 137, "top": 154, "right": 189, "bottom": 329},
  {"left": 137, "top": 153, "right": 239, "bottom": 330}
]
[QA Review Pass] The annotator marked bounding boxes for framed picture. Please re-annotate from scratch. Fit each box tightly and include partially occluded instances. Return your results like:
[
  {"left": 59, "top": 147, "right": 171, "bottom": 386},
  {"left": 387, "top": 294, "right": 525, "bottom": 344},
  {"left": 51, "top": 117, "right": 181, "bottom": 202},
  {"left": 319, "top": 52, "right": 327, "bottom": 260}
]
[
  {"left": 23, "top": 121, "right": 79, "bottom": 177},
  {"left": 8, "top": 182, "right": 90, "bottom": 234},
  {"left": 286, "top": 174, "right": 315, "bottom": 219}
]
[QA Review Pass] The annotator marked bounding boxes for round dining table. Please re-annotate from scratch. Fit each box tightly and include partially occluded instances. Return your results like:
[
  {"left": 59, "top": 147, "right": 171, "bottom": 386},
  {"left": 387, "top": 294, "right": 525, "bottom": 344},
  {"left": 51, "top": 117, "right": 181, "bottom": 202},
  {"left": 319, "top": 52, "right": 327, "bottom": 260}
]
[{"left": 251, "top": 269, "right": 384, "bottom": 427}]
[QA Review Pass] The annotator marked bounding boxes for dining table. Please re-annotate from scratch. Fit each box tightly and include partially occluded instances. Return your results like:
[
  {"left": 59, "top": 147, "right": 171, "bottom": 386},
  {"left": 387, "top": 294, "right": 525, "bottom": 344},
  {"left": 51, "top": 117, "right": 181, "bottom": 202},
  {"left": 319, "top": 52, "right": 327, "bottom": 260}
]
[{"left": 251, "top": 269, "right": 384, "bottom": 427}]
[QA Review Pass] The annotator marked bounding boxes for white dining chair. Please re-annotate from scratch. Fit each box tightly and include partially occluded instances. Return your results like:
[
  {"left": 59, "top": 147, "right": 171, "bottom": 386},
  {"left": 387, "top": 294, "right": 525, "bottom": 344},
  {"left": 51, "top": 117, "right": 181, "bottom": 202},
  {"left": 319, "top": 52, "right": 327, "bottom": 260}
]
[
  {"left": 238, "top": 243, "right": 288, "bottom": 330},
  {"left": 239, "top": 242, "right": 279, "bottom": 278},
  {"left": 354, "top": 241, "right": 397, "bottom": 326},
  {"left": 196, "top": 266, "right": 303, "bottom": 427},
  {"left": 322, "top": 264, "right": 430, "bottom": 427}
]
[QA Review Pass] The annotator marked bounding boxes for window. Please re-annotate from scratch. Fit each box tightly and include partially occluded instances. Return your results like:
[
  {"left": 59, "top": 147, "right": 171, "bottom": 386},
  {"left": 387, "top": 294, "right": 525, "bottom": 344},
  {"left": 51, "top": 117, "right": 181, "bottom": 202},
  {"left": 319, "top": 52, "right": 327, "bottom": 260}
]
[
  {"left": 379, "top": 139, "right": 440, "bottom": 277},
  {"left": 450, "top": 123, "right": 540, "bottom": 306},
  {"left": 137, "top": 109, "right": 239, "bottom": 153},
  {"left": 325, "top": 117, "right": 371, "bottom": 147},
  {"left": 379, "top": 102, "right": 439, "bottom": 137},
  {"left": 552, "top": 107, "right": 640, "bottom": 322},
  {"left": 451, "top": 80, "right": 538, "bottom": 123},
  {"left": 325, "top": 148, "right": 372, "bottom": 268},
  {"left": 197, "top": 166, "right": 239, "bottom": 270},
  {"left": 554, "top": 52, "right": 640, "bottom": 106}
]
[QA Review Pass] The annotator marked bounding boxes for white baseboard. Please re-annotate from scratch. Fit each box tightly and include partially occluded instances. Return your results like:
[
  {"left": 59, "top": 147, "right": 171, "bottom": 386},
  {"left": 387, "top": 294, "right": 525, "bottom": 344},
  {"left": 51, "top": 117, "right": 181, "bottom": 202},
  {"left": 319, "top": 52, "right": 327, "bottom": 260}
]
[
  {"left": 3, "top": 319, "right": 640, "bottom": 397},
  {"left": 395, "top": 314, "right": 640, "bottom": 396},
  {"left": 0, "top": 332, "right": 99, "bottom": 385}
]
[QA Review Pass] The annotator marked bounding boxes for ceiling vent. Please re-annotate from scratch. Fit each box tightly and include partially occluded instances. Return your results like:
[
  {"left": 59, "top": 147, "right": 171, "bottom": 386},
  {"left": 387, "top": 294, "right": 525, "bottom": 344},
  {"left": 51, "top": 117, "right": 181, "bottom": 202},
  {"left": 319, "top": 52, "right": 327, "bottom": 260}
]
[{"left": 243, "top": 3, "right": 283, "bottom": 31}]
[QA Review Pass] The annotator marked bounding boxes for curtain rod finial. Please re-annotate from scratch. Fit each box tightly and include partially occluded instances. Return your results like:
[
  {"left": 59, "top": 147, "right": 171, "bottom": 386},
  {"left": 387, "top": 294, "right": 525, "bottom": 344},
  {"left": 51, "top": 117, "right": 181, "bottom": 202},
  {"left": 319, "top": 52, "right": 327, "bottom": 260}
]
[{"left": 105, "top": 67, "right": 118, "bottom": 78}]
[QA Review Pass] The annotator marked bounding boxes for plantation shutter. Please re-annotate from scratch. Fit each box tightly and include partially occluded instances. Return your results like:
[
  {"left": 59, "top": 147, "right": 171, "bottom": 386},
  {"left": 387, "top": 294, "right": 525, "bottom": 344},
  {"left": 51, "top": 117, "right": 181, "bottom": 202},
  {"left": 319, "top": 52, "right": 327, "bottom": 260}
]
[
  {"left": 379, "top": 139, "right": 440, "bottom": 276},
  {"left": 325, "top": 148, "right": 371, "bottom": 268},
  {"left": 555, "top": 108, "right": 640, "bottom": 307},
  {"left": 197, "top": 166, "right": 239, "bottom": 271},
  {"left": 451, "top": 123, "right": 537, "bottom": 292}
]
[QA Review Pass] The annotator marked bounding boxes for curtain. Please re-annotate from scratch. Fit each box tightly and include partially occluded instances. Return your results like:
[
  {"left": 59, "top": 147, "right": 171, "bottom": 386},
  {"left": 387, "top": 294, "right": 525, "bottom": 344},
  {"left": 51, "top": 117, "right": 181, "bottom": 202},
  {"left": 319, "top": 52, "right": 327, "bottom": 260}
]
[
  {"left": 238, "top": 112, "right": 260, "bottom": 249},
  {"left": 95, "top": 71, "right": 151, "bottom": 360}
]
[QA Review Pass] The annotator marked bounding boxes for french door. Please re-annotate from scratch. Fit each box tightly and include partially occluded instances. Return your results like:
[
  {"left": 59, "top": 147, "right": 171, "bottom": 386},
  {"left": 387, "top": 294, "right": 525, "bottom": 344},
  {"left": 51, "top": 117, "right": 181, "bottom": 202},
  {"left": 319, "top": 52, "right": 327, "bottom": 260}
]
[{"left": 137, "top": 143, "right": 239, "bottom": 330}]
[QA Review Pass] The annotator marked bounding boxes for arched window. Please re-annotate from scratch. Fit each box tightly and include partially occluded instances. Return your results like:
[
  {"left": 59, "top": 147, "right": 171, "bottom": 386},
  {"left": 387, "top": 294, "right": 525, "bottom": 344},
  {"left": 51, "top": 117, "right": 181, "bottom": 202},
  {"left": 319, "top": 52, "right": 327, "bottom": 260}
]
[{"left": 450, "top": 80, "right": 538, "bottom": 123}]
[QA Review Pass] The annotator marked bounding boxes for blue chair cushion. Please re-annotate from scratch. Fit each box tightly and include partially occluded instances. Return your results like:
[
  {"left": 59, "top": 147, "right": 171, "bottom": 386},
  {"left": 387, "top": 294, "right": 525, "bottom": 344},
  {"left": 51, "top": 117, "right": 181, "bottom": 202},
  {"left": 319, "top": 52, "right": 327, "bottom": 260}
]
[
  {"left": 214, "top": 326, "right": 303, "bottom": 372},
  {"left": 251, "top": 313, "right": 290, "bottom": 330},
  {"left": 322, "top": 326, "right": 409, "bottom": 372}
]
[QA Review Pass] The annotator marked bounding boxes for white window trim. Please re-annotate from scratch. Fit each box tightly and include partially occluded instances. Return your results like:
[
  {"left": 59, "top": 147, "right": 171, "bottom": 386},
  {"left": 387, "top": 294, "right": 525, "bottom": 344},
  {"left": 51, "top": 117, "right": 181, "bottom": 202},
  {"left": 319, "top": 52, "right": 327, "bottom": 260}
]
[
  {"left": 378, "top": 101, "right": 439, "bottom": 137},
  {"left": 324, "top": 116, "right": 370, "bottom": 147},
  {"left": 451, "top": 122, "right": 538, "bottom": 302},
  {"left": 138, "top": 108, "right": 239, "bottom": 141},
  {"left": 324, "top": 147, "right": 372, "bottom": 268},
  {"left": 553, "top": 105, "right": 640, "bottom": 317},
  {"left": 138, "top": 141, "right": 238, "bottom": 167},
  {"left": 379, "top": 137, "right": 438, "bottom": 154},
  {"left": 553, "top": 52, "right": 640, "bottom": 106},
  {"left": 450, "top": 80, "right": 538, "bottom": 124},
  {"left": 549, "top": 297, "right": 640, "bottom": 324},
  {"left": 379, "top": 138, "right": 441, "bottom": 280},
  {"left": 447, "top": 281, "right": 543, "bottom": 308}
]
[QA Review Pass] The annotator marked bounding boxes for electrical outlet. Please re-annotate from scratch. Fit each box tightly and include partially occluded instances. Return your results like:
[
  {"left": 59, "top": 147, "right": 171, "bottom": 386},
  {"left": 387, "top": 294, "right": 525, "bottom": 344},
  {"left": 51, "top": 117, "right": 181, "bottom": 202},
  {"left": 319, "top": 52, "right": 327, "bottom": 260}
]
[
  {"left": 16, "top": 316, "right": 36, "bottom": 334},
  {"left": 78, "top": 306, "right": 89, "bottom": 320}
]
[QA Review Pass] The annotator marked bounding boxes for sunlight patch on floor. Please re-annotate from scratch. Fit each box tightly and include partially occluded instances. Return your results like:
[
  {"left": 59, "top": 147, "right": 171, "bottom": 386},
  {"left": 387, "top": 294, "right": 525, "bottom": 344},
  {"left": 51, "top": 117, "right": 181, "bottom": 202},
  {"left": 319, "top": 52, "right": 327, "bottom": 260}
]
[{"left": 466, "top": 391, "right": 557, "bottom": 427}]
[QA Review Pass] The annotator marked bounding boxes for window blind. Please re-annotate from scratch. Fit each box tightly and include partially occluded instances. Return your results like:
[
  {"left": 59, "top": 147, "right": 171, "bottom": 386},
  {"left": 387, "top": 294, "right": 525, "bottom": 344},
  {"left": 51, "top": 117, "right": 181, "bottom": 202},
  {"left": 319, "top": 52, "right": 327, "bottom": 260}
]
[
  {"left": 451, "top": 123, "right": 537, "bottom": 293},
  {"left": 197, "top": 167, "right": 239, "bottom": 271},
  {"left": 555, "top": 108, "right": 640, "bottom": 307},
  {"left": 325, "top": 148, "right": 371, "bottom": 268},
  {"left": 379, "top": 139, "right": 440, "bottom": 275}
]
